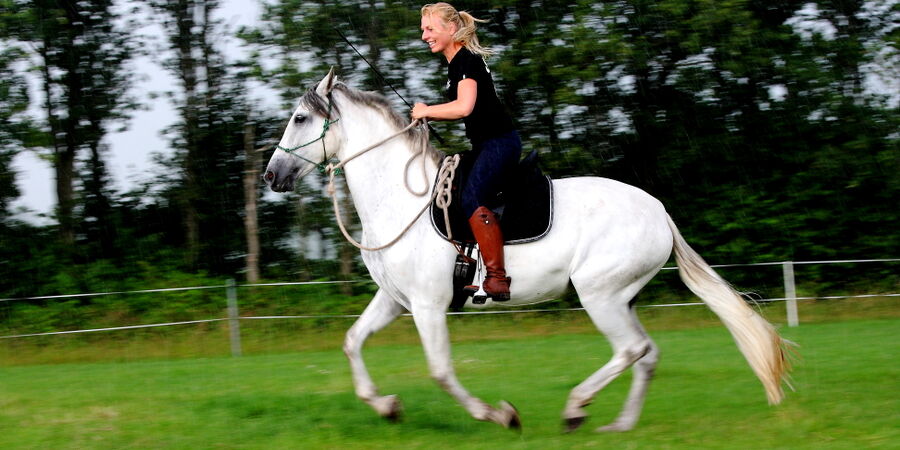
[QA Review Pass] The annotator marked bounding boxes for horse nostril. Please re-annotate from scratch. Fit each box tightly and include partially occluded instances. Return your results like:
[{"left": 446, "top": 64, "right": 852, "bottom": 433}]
[{"left": 264, "top": 170, "right": 275, "bottom": 182}]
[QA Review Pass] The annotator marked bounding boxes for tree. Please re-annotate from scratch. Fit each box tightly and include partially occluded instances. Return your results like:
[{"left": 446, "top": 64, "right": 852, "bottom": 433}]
[
  {"left": 3, "top": 0, "right": 135, "bottom": 254},
  {"left": 241, "top": 0, "right": 425, "bottom": 282},
  {"left": 151, "top": 0, "right": 272, "bottom": 274},
  {"left": 572, "top": 0, "right": 899, "bottom": 267},
  {"left": 150, "top": 0, "right": 206, "bottom": 266},
  {"left": 0, "top": 44, "right": 31, "bottom": 219},
  {"left": 58, "top": 1, "right": 133, "bottom": 247}
]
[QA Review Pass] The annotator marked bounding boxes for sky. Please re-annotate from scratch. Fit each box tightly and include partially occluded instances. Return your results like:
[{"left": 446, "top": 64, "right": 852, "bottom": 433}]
[{"left": 9, "top": 0, "right": 271, "bottom": 224}]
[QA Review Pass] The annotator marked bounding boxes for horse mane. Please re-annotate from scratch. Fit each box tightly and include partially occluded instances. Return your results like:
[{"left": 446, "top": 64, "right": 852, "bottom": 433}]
[{"left": 299, "top": 83, "right": 445, "bottom": 164}]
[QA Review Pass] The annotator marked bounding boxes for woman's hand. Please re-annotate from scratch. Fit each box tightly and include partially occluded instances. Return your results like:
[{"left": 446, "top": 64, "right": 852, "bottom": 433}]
[
  {"left": 411, "top": 103, "right": 430, "bottom": 120},
  {"left": 411, "top": 79, "right": 477, "bottom": 122}
]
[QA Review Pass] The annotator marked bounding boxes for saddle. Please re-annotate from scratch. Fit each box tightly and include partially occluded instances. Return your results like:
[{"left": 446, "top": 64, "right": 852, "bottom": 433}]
[
  {"left": 430, "top": 150, "right": 553, "bottom": 245},
  {"left": 430, "top": 150, "right": 554, "bottom": 311}
]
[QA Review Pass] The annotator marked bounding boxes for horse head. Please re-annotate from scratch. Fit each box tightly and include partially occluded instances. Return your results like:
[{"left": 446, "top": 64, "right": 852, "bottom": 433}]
[{"left": 264, "top": 68, "right": 343, "bottom": 192}]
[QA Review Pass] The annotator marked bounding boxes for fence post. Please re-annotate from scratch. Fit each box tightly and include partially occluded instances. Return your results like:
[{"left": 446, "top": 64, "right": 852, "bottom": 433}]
[
  {"left": 226, "top": 279, "right": 242, "bottom": 356},
  {"left": 782, "top": 261, "right": 799, "bottom": 327}
]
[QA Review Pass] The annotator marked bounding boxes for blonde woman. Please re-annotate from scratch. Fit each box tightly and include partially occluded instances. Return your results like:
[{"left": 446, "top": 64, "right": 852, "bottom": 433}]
[{"left": 412, "top": 2, "right": 520, "bottom": 301}]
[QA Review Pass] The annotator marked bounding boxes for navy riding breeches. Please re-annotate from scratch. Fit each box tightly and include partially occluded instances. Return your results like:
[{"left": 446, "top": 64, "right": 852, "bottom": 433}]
[{"left": 462, "top": 131, "right": 522, "bottom": 217}]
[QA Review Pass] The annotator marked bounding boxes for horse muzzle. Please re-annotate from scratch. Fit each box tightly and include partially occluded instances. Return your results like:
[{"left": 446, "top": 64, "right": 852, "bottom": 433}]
[{"left": 263, "top": 163, "right": 299, "bottom": 192}]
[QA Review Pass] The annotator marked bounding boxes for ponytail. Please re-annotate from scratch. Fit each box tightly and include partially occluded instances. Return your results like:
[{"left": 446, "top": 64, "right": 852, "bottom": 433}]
[{"left": 421, "top": 3, "right": 495, "bottom": 58}]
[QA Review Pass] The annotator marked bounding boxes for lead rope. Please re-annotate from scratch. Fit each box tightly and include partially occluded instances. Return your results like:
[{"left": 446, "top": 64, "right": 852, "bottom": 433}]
[{"left": 326, "top": 119, "right": 460, "bottom": 252}]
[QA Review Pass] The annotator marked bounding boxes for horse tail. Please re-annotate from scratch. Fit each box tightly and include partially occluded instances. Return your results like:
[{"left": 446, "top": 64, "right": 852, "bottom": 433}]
[{"left": 666, "top": 214, "right": 792, "bottom": 404}]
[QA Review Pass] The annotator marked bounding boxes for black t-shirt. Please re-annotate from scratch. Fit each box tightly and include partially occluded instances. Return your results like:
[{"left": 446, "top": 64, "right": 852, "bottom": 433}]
[{"left": 446, "top": 47, "right": 514, "bottom": 144}]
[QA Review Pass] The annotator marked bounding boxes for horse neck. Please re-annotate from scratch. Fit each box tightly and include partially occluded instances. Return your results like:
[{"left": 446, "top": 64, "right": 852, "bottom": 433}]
[{"left": 336, "top": 107, "right": 438, "bottom": 231}]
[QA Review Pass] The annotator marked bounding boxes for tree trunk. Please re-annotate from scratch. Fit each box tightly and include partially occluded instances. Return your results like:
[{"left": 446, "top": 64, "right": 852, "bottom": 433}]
[
  {"left": 54, "top": 145, "right": 76, "bottom": 247},
  {"left": 242, "top": 123, "right": 261, "bottom": 283},
  {"left": 173, "top": 0, "right": 201, "bottom": 267},
  {"left": 39, "top": 39, "right": 74, "bottom": 248},
  {"left": 86, "top": 139, "right": 116, "bottom": 257}
]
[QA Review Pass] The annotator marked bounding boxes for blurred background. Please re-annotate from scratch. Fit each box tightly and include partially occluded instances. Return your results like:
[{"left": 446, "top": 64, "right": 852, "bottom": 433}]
[
  {"left": 0, "top": 2, "right": 898, "bottom": 447},
  {"left": 0, "top": 0, "right": 897, "bottom": 343}
]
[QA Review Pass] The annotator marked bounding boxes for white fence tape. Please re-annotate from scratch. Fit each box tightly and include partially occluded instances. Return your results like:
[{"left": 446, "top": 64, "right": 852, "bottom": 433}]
[
  {"left": 1, "top": 292, "right": 896, "bottom": 340},
  {"left": 1, "top": 258, "right": 897, "bottom": 341},
  {"left": 3, "top": 258, "right": 898, "bottom": 304},
  {"left": 0, "top": 319, "right": 228, "bottom": 339},
  {"left": 0, "top": 280, "right": 360, "bottom": 303},
  {"left": 659, "top": 258, "right": 900, "bottom": 270}
]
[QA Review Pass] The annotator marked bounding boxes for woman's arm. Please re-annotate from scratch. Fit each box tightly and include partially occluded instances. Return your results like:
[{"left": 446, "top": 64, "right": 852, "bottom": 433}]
[{"left": 411, "top": 78, "right": 477, "bottom": 121}]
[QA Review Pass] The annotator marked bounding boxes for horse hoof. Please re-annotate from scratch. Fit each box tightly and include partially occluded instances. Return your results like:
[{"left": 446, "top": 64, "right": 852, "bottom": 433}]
[
  {"left": 563, "top": 415, "right": 586, "bottom": 433},
  {"left": 499, "top": 400, "right": 521, "bottom": 431},
  {"left": 373, "top": 395, "right": 403, "bottom": 422}
]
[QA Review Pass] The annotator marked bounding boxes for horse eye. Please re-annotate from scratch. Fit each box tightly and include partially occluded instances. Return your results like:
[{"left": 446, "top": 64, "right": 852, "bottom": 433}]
[{"left": 294, "top": 114, "right": 307, "bottom": 124}]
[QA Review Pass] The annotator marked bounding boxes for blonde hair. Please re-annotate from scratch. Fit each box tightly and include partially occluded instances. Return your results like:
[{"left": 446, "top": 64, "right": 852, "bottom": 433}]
[{"left": 421, "top": 3, "right": 495, "bottom": 58}]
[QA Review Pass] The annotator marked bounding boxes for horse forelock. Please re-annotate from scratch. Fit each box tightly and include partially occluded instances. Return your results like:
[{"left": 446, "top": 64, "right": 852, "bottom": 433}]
[
  {"left": 299, "top": 87, "right": 336, "bottom": 119},
  {"left": 319, "top": 83, "right": 444, "bottom": 164}
]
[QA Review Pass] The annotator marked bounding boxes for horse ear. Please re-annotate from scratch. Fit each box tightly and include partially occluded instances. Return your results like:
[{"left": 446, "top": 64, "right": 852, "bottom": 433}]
[{"left": 316, "top": 67, "right": 337, "bottom": 96}]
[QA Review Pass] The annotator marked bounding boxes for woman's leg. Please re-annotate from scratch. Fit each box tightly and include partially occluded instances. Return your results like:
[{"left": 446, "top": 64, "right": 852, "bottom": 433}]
[
  {"left": 461, "top": 132, "right": 521, "bottom": 300},
  {"left": 462, "top": 131, "right": 522, "bottom": 217}
]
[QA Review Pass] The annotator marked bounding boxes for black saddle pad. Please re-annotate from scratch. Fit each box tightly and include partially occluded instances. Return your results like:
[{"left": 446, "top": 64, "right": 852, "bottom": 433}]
[{"left": 430, "top": 150, "right": 553, "bottom": 244}]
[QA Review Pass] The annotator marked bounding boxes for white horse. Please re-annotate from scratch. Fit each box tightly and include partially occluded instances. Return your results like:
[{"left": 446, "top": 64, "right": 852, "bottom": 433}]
[{"left": 264, "top": 70, "right": 791, "bottom": 432}]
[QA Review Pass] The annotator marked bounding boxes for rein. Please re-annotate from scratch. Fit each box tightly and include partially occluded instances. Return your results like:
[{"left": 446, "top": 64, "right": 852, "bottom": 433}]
[{"left": 323, "top": 120, "right": 460, "bottom": 251}]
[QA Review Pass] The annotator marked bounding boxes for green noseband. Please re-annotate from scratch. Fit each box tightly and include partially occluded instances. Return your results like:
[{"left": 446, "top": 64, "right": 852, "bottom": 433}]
[{"left": 275, "top": 94, "right": 341, "bottom": 175}]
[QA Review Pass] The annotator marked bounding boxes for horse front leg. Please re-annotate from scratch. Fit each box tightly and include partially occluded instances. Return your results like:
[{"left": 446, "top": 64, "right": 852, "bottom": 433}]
[
  {"left": 344, "top": 289, "right": 405, "bottom": 420},
  {"left": 410, "top": 303, "right": 521, "bottom": 430}
]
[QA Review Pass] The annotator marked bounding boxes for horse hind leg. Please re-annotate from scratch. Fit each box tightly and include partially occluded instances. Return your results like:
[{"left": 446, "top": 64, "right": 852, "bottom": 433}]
[
  {"left": 344, "top": 289, "right": 406, "bottom": 421},
  {"left": 562, "top": 287, "right": 658, "bottom": 433},
  {"left": 596, "top": 307, "right": 658, "bottom": 432}
]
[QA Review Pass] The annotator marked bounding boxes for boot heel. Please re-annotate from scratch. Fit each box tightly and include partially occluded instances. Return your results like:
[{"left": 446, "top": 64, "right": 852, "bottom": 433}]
[
  {"left": 484, "top": 276, "right": 511, "bottom": 301},
  {"left": 490, "top": 292, "right": 510, "bottom": 302}
]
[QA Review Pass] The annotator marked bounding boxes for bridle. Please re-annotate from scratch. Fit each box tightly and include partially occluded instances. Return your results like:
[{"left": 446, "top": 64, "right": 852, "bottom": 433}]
[
  {"left": 275, "top": 91, "right": 460, "bottom": 252},
  {"left": 275, "top": 93, "right": 341, "bottom": 174}
]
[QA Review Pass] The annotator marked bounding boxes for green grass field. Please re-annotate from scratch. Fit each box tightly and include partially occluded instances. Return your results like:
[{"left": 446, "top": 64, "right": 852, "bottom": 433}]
[{"left": 1, "top": 316, "right": 897, "bottom": 449}]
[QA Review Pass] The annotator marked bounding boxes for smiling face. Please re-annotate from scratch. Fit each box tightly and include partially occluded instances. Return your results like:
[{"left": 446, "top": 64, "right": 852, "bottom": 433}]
[{"left": 421, "top": 13, "right": 458, "bottom": 59}]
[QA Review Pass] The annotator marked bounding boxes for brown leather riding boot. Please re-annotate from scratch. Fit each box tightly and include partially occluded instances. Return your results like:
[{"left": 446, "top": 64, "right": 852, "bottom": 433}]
[{"left": 468, "top": 206, "right": 511, "bottom": 301}]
